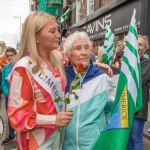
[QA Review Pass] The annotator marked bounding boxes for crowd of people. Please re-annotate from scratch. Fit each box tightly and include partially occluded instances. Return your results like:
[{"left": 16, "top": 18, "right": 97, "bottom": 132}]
[{"left": 0, "top": 11, "right": 149, "bottom": 150}]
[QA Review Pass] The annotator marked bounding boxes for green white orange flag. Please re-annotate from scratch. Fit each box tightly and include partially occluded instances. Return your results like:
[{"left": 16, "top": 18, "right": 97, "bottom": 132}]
[
  {"left": 103, "top": 27, "right": 115, "bottom": 65},
  {"left": 93, "top": 9, "right": 142, "bottom": 150}
]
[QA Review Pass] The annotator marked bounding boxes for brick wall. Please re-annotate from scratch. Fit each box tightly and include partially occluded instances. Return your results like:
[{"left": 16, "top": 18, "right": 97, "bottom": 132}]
[
  {"left": 100, "top": 0, "right": 112, "bottom": 7},
  {"left": 70, "top": 0, "right": 112, "bottom": 25}
]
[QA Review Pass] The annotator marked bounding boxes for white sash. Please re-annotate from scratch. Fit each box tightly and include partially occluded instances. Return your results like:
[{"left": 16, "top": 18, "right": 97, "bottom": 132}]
[{"left": 11, "top": 56, "right": 65, "bottom": 112}]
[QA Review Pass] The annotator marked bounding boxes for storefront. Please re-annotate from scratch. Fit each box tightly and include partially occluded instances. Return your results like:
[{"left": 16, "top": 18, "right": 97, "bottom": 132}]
[{"left": 70, "top": 0, "right": 150, "bottom": 49}]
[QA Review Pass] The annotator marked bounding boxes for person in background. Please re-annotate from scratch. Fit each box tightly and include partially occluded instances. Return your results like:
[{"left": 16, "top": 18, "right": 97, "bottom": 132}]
[
  {"left": 127, "top": 35, "right": 150, "bottom": 150},
  {"left": 96, "top": 46, "right": 104, "bottom": 63},
  {"left": 0, "top": 54, "right": 8, "bottom": 69},
  {"left": 111, "top": 50, "right": 124, "bottom": 75},
  {"left": 62, "top": 31, "right": 113, "bottom": 150},
  {"left": 89, "top": 41, "right": 98, "bottom": 62},
  {"left": 1, "top": 47, "right": 17, "bottom": 145},
  {"left": 113, "top": 36, "right": 127, "bottom": 64},
  {"left": 89, "top": 41, "right": 96, "bottom": 62},
  {"left": 8, "top": 12, "right": 73, "bottom": 150},
  {"left": 0, "top": 65, "right": 2, "bottom": 98},
  {"left": 114, "top": 36, "right": 127, "bottom": 54},
  {"left": 94, "top": 46, "right": 113, "bottom": 77}
]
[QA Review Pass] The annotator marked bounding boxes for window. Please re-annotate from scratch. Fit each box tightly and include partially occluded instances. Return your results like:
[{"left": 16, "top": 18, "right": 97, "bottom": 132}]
[
  {"left": 87, "top": 0, "right": 94, "bottom": 15},
  {"left": 76, "top": 0, "right": 81, "bottom": 22},
  {"left": 63, "top": 0, "right": 67, "bottom": 8},
  {"left": 30, "top": 0, "right": 36, "bottom": 11}
]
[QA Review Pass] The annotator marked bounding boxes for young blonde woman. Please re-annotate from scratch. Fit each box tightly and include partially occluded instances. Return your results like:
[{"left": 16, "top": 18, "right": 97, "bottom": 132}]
[{"left": 8, "top": 12, "right": 73, "bottom": 150}]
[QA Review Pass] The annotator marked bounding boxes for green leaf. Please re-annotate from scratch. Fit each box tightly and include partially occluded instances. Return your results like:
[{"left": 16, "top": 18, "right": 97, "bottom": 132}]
[
  {"left": 75, "top": 94, "right": 79, "bottom": 100},
  {"left": 54, "top": 97, "right": 62, "bottom": 103},
  {"left": 73, "top": 85, "right": 81, "bottom": 90},
  {"left": 64, "top": 98, "right": 70, "bottom": 104},
  {"left": 71, "top": 78, "right": 80, "bottom": 87},
  {"left": 72, "top": 92, "right": 79, "bottom": 100},
  {"left": 69, "top": 89, "right": 73, "bottom": 95}
]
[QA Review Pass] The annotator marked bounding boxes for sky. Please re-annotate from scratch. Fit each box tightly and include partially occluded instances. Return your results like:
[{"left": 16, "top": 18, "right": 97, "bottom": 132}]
[{"left": 0, "top": 0, "right": 29, "bottom": 48}]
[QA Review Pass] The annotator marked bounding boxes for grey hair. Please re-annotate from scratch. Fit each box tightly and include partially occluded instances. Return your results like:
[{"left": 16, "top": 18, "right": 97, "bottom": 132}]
[{"left": 63, "top": 31, "right": 91, "bottom": 54}]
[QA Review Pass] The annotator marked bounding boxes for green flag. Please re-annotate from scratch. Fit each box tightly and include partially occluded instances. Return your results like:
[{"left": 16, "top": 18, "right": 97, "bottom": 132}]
[
  {"left": 93, "top": 9, "right": 142, "bottom": 150},
  {"left": 59, "top": 1, "right": 76, "bottom": 23},
  {"left": 103, "top": 27, "right": 115, "bottom": 65}
]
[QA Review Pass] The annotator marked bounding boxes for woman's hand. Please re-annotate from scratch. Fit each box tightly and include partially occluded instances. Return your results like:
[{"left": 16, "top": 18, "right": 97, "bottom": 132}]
[
  {"left": 94, "top": 62, "right": 113, "bottom": 77},
  {"left": 55, "top": 110, "right": 73, "bottom": 127}
]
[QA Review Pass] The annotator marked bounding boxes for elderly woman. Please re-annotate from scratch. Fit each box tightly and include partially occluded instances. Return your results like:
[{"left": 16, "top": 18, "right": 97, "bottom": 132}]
[
  {"left": 62, "top": 31, "right": 113, "bottom": 150},
  {"left": 127, "top": 35, "right": 150, "bottom": 150}
]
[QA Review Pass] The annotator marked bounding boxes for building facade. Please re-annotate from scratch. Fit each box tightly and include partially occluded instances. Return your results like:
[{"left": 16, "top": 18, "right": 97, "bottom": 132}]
[
  {"left": 29, "top": 0, "right": 38, "bottom": 12},
  {"left": 0, "top": 41, "right": 6, "bottom": 55},
  {"left": 63, "top": 0, "right": 150, "bottom": 48},
  {"left": 31, "top": 0, "right": 150, "bottom": 50}
]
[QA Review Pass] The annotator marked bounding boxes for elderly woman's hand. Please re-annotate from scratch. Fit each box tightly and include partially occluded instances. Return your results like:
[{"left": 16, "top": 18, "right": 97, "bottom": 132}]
[{"left": 94, "top": 62, "right": 113, "bottom": 77}]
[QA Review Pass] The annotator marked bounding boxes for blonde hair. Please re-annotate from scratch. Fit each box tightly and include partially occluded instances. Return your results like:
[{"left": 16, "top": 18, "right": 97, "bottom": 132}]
[
  {"left": 13, "top": 11, "right": 66, "bottom": 84},
  {"left": 138, "top": 35, "right": 149, "bottom": 50},
  {"left": 63, "top": 31, "right": 91, "bottom": 55}
]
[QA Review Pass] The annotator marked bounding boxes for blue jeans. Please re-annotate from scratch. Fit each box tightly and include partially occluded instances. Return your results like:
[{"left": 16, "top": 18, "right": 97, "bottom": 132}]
[
  {"left": 127, "top": 118, "right": 145, "bottom": 150},
  {"left": 6, "top": 97, "right": 15, "bottom": 138}
]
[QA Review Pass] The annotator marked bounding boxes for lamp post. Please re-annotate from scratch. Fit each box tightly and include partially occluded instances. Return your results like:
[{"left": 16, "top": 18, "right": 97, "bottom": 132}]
[{"left": 13, "top": 16, "right": 22, "bottom": 39}]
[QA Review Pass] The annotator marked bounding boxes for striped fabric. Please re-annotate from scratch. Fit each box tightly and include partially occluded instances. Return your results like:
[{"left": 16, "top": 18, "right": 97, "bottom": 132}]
[
  {"left": 93, "top": 9, "right": 142, "bottom": 150},
  {"left": 103, "top": 27, "right": 115, "bottom": 65},
  {"left": 8, "top": 56, "right": 65, "bottom": 150},
  {"left": 121, "top": 9, "right": 142, "bottom": 111}
]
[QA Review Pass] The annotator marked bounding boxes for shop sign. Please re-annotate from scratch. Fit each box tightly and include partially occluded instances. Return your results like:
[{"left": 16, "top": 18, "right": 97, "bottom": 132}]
[{"left": 82, "top": 0, "right": 141, "bottom": 40}]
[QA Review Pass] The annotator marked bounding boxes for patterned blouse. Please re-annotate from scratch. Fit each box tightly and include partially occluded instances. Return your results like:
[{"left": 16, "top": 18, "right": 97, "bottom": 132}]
[{"left": 8, "top": 57, "right": 65, "bottom": 150}]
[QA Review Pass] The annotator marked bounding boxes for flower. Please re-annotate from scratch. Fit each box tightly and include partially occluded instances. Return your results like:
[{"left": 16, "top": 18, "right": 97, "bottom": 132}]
[
  {"left": 76, "top": 63, "right": 84, "bottom": 73},
  {"left": 28, "top": 60, "right": 32, "bottom": 64},
  {"left": 54, "top": 65, "right": 82, "bottom": 147}
]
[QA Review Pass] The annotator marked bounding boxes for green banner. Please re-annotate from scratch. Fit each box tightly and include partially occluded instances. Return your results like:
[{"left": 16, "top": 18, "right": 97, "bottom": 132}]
[
  {"left": 39, "top": 0, "right": 63, "bottom": 16},
  {"left": 39, "top": 0, "right": 46, "bottom": 12}
]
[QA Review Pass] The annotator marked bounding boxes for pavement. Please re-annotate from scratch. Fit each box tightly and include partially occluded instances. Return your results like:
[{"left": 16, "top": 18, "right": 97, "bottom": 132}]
[
  {"left": 144, "top": 121, "right": 150, "bottom": 139},
  {"left": 143, "top": 102, "right": 150, "bottom": 140},
  {"left": 0, "top": 94, "right": 16, "bottom": 150},
  {"left": 0, "top": 95, "right": 150, "bottom": 150}
]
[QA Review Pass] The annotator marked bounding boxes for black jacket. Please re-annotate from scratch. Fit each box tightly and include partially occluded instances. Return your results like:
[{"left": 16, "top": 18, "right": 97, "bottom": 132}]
[{"left": 135, "top": 57, "right": 150, "bottom": 120}]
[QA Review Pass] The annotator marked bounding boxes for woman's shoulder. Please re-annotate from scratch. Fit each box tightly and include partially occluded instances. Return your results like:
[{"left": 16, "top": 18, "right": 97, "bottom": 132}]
[
  {"left": 11, "top": 56, "right": 33, "bottom": 77},
  {"left": 15, "top": 56, "right": 32, "bottom": 66},
  {"left": 141, "top": 58, "right": 150, "bottom": 68}
]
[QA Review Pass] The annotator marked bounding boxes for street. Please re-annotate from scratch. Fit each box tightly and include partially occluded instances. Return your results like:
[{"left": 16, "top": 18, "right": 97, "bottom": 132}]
[{"left": 2, "top": 136, "right": 150, "bottom": 150}]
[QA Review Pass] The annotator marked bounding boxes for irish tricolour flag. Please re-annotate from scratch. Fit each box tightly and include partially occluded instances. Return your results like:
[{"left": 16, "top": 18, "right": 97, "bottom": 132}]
[
  {"left": 103, "top": 27, "right": 115, "bottom": 65},
  {"left": 93, "top": 9, "right": 142, "bottom": 150}
]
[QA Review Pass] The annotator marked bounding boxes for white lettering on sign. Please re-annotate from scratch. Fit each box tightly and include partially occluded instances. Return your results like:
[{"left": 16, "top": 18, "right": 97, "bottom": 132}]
[{"left": 83, "top": 14, "right": 112, "bottom": 34}]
